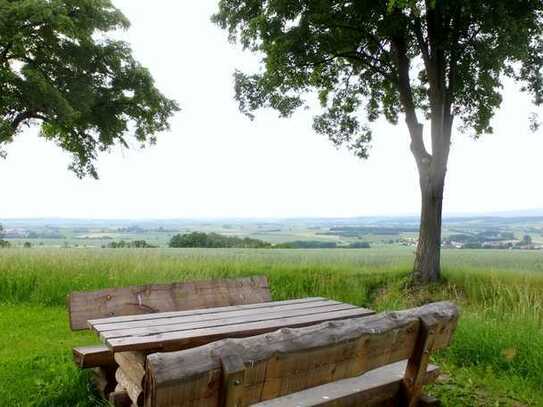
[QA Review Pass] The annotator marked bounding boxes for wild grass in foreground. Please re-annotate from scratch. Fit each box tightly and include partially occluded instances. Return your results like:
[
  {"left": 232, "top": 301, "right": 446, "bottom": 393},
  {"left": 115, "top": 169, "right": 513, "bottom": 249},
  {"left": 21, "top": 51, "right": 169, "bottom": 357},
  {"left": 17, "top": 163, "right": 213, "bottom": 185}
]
[{"left": 0, "top": 248, "right": 542, "bottom": 406}]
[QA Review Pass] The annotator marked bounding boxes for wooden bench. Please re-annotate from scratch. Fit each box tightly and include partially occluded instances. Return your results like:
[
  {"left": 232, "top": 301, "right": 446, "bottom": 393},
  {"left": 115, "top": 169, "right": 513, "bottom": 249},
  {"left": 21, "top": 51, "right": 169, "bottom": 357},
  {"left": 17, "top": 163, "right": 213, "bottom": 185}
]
[
  {"left": 144, "top": 301, "right": 459, "bottom": 407},
  {"left": 70, "top": 276, "right": 271, "bottom": 399}
]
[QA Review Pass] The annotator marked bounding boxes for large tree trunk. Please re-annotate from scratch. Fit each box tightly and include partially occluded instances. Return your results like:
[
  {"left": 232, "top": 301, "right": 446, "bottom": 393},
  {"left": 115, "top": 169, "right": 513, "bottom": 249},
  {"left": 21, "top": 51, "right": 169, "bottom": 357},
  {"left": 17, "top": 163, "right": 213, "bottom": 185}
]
[
  {"left": 391, "top": 16, "right": 453, "bottom": 284},
  {"left": 410, "top": 113, "right": 450, "bottom": 284},
  {"left": 412, "top": 170, "right": 445, "bottom": 283}
]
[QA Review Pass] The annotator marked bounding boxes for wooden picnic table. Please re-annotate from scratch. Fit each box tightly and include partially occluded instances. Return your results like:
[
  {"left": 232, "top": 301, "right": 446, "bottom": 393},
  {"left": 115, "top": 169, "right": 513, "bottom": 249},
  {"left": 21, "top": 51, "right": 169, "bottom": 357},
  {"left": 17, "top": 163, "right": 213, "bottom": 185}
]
[
  {"left": 88, "top": 297, "right": 375, "bottom": 406},
  {"left": 89, "top": 297, "right": 375, "bottom": 353}
]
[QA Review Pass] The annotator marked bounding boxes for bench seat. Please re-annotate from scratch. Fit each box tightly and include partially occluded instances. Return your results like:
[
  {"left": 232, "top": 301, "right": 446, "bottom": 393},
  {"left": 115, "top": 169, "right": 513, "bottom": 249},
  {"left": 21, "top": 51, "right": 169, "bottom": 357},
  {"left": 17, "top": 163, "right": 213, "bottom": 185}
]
[
  {"left": 144, "top": 301, "right": 459, "bottom": 407},
  {"left": 252, "top": 361, "right": 440, "bottom": 407}
]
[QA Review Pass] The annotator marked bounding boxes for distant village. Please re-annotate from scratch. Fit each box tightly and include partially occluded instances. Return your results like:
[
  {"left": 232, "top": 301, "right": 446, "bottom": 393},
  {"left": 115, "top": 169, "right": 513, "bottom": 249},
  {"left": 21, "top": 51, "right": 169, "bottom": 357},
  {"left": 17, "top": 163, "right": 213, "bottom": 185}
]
[{"left": 396, "top": 233, "right": 543, "bottom": 250}]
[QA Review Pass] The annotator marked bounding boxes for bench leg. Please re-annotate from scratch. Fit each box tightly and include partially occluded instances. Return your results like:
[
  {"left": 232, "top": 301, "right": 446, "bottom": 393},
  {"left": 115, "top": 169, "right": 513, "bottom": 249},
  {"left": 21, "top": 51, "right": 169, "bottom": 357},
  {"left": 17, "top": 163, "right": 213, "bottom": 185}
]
[{"left": 91, "top": 366, "right": 117, "bottom": 399}]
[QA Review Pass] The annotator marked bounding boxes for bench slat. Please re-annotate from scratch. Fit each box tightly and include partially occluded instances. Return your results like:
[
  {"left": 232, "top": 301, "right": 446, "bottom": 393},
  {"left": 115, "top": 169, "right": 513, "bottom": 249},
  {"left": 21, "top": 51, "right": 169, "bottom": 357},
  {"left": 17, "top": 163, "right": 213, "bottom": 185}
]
[{"left": 69, "top": 276, "right": 271, "bottom": 331}]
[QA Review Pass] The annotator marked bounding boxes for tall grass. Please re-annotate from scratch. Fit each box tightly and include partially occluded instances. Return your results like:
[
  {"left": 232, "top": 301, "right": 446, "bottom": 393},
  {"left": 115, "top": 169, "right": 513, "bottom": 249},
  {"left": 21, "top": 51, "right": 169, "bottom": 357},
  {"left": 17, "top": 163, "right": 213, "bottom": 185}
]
[
  {"left": 1, "top": 247, "right": 543, "bottom": 405},
  {"left": 0, "top": 248, "right": 409, "bottom": 306}
]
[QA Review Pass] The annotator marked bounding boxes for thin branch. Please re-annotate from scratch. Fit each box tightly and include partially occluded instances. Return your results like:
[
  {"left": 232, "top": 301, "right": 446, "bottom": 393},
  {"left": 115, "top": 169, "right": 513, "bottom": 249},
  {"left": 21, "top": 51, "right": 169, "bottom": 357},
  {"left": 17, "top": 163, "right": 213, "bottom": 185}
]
[{"left": 10, "top": 111, "right": 47, "bottom": 132}]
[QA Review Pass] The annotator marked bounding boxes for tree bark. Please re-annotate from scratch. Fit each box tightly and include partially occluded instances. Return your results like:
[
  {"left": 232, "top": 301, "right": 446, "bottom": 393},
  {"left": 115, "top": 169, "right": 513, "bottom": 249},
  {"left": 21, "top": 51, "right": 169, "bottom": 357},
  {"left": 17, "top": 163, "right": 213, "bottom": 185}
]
[
  {"left": 412, "top": 168, "right": 445, "bottom": 283},
  {"left": 411, "top": 112, "right": 451, "bottom": 284}
]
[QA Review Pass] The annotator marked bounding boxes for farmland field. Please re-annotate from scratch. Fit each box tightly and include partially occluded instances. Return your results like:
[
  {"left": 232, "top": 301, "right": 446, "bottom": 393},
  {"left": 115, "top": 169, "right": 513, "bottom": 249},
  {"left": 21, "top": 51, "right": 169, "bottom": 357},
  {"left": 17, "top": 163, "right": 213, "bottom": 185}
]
[{"left": 1, "top": 247, "right": 543, "bottom": 406}]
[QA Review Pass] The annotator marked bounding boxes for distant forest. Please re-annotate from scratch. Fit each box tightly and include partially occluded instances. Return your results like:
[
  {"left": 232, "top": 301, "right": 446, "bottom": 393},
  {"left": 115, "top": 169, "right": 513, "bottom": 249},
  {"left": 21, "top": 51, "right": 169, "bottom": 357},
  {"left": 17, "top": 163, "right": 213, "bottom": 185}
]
[{"left": 168, "top": 232, "right": 370, "bottom": 249}]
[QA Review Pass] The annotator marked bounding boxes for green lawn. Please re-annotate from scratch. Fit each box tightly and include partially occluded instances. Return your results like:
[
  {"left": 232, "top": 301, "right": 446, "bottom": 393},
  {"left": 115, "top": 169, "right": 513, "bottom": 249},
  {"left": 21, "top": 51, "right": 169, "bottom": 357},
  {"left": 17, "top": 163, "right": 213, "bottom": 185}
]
[{"left": 1, "top": 248, "right": 542, "bottom": 406}]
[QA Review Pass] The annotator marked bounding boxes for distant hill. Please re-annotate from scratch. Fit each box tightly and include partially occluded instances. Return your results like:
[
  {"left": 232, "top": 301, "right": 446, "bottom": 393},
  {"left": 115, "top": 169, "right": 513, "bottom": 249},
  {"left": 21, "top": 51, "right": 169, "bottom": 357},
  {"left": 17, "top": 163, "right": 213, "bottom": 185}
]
[{"left": 2, "top": 209, "right": 543, "bottom": 228}]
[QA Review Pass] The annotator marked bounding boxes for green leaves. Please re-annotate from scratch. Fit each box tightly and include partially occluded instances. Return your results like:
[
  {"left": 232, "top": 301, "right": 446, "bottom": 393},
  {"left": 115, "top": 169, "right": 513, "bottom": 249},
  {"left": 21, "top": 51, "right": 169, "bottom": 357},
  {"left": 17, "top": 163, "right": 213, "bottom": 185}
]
[
  {"left": 214, "top": 0, "right": 543, "bottom": 157},
  {"left": 0, "top": 0, "right": 178, "bottom": 178}
]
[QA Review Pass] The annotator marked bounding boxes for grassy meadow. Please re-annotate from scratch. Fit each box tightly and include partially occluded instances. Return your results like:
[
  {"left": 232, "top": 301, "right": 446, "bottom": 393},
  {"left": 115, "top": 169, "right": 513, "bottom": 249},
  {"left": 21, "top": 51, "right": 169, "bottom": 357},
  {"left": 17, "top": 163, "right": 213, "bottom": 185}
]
[{"left": 1, "top": 247, "right": 542, "bottom": 406}]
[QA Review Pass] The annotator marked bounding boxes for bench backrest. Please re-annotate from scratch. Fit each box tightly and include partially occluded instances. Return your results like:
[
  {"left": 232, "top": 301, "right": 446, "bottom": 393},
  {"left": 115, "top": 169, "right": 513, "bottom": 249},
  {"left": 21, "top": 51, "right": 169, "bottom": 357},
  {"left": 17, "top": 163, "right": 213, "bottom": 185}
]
[
  {"left": 145, "top": 301, "right": 459, "bottom": 407},
  {"left": 68, "top": 276, "right": 271, "bottom": 330}
]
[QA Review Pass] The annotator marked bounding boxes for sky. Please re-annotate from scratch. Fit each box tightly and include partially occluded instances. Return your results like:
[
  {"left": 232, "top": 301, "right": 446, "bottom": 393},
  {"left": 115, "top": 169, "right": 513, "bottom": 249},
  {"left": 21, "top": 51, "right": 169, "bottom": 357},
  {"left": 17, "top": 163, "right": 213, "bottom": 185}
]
[{"left": 0, "top": 1, "right": 542, "bottom": 219}]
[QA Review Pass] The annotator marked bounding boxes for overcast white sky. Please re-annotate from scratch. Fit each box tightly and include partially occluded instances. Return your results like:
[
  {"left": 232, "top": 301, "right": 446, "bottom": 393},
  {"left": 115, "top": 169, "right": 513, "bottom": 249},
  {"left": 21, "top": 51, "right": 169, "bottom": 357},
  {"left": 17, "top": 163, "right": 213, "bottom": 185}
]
[{"left": 0, "top": 1, "right": 542, "bottom": 219}]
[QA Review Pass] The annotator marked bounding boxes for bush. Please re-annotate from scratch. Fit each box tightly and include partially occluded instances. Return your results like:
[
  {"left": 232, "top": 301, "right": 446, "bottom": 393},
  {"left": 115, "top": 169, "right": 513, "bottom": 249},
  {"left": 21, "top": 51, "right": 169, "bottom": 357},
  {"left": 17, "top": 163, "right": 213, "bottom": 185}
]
[
  {"left": 105, "top": 240, "right": 157, "bottom": 249},
  {"left": 169, "top": 232, "right": 270, "bottom": 248},
  {"left": 348, "top": 242, "right": 371, "bottom": 249},
  {"left": 274, "top": 241, "right": 338, "bottom": 249}
]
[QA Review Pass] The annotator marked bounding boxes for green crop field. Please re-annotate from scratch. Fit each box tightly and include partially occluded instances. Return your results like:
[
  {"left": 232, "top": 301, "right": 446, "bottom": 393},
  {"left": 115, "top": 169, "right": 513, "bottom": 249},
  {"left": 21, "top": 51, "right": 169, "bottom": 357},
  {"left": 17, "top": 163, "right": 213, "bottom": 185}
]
[{"left": 1, "top": 247, "right": 543, "bottom": 406}]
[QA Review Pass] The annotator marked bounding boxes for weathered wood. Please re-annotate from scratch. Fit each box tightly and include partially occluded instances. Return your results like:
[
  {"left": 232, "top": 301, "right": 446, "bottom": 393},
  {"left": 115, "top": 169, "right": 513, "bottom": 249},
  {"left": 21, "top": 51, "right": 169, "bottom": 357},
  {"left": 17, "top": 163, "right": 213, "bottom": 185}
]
[
  {"left": 221, "top": 353, "right": 247, "bottom": 407},
  {"left": 100, "top": 303, "right": 359, "bottom": 340},
  {"left": 251, "top": 361, "right": 440, "bottom": 407},
  {"left": 73, "top": 345, "right": 115, "bottom": 368},
  {"left": 401, "top": 315, "right": 439, "bottom": 407},
  {"left": 109, "top": 390, "right": 133, "bottom": 407},
  {"left": 107, "top": 306, "right": 376, "bottom": 352},
  {"left": 96, "top": 299, "right": 343, "bottom": 334},
  {"left": 145, "top": 302, "right": 458, "bottom": 407},
  {"left": 90, "top": 366, "right": 117, "bottom": 399},
  {"left": 116, "top": 367, "right": 144, "bottom": 406},
  {"left": 115, "top": 352, "right": 147, "bottom": 388},
  {"left": 69, "top": 276, "right": 271, "bottom": 330},
  {"left": 92, "top": 297, "right": 325, "bottom": 327}
]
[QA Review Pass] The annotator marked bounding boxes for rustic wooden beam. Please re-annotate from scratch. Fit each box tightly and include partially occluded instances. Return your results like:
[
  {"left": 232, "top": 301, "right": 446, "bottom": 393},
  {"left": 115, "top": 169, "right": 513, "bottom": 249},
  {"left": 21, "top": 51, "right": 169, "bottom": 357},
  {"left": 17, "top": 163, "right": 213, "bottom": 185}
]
[
  {"left": 116, "top": 368, "right": 144, "bottom": 406},
  {"left": 402, "top": 315, "right": 439, "bottom": 407},
  {"left": 114, "top": 352, "right": 146, "bottom": 388},
  {"left": 69, "top": 276, "right": 271, "bottom": 330},
  {"left": 73, "top": 345, "right": 115, "bottom": 368},
  {"left": 221, "top": 353, "right": 247, "bottom": 407}
]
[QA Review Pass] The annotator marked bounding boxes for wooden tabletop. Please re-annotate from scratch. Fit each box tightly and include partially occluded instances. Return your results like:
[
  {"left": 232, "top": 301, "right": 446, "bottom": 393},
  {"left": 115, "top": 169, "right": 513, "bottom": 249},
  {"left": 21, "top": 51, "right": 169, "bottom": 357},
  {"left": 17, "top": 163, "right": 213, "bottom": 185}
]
[{"left": 88, "top": 297, "right": 375, "bottom": 353}]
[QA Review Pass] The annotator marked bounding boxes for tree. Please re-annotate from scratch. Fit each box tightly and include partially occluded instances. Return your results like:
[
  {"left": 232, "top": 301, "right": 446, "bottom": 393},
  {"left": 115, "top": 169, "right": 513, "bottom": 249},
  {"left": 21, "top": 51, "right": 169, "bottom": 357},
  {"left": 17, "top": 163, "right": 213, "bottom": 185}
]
[
  {"left": 0, "top": 224, "right": 9, "bottom": 248},
  {"left": 169, "top": 232, "right": 271, "bottom": 248},
  {"left": 213, "top": 0, "right": 543, "bottom": 283},
  {"left": 0, "top": 0, "right": 178, "bottom": 178}
]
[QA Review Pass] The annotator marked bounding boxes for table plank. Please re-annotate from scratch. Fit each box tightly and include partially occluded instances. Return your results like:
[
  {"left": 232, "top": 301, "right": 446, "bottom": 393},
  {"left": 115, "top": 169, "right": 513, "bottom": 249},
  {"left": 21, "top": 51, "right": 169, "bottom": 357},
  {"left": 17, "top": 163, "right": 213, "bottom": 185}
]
[
  {"left": 100, "top": 302, "right": 358, "bottom": 340},
  {"left": 105, "top": 307, "right": 375, "bottom": 352},
  {"left": 89, "top": 297, "right": 326, "bottom": 328},
  {"left": 96, "top": 299, "right": 345, "bottom": 333}
]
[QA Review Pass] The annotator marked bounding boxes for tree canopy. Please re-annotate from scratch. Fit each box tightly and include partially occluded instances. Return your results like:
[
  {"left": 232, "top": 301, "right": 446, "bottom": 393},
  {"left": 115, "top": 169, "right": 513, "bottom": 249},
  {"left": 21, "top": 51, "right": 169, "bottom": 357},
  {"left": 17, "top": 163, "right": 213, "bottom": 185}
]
[
  {"left": 214, "top": 0, "right": 543, "bottom": 282},
  {"left": 0, "top": 0, "right": 179, "bottom": 177},
  {"left": 213, "top": 0, "right": 542, "bottom": 154}
]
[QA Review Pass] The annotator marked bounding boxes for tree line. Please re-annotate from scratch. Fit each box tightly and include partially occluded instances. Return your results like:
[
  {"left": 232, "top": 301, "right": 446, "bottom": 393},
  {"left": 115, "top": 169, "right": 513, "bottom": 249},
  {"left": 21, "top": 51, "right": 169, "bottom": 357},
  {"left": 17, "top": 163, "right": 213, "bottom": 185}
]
[
  {"left": 0, "top": 224, "right": 9, "bottom": 248},
  {"left": 168, "top": 232, "right": 370, "bottom": 249}
]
